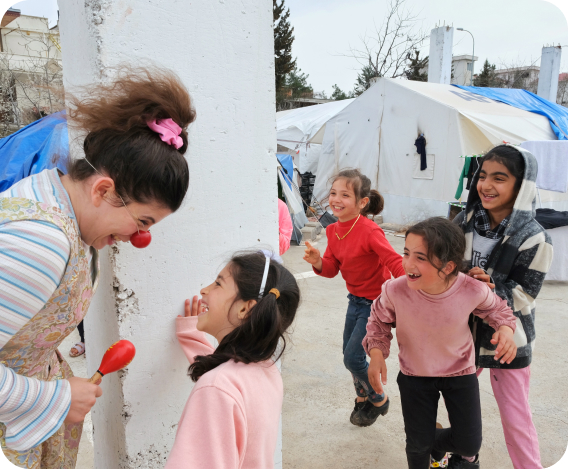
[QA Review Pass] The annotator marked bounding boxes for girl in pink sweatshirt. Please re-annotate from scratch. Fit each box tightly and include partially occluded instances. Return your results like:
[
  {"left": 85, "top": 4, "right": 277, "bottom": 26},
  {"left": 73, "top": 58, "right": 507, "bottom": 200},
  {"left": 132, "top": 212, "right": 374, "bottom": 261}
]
[
  {"left": 165, "top": 251, "right": 300, "bottom": 469},
  {"left": 362, "top": 217, "right": 517, "bottom": 469}
]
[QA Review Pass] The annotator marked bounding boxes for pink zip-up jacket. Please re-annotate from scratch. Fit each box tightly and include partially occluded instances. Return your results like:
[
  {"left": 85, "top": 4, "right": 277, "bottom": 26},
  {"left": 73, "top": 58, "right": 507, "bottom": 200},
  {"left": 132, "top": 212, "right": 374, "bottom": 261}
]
[
  {"left": 363, "top": 273, "right": 517, "bottom": 377},
  {"left": 165, "top": 317, "right": 282, "bottom": 469}
]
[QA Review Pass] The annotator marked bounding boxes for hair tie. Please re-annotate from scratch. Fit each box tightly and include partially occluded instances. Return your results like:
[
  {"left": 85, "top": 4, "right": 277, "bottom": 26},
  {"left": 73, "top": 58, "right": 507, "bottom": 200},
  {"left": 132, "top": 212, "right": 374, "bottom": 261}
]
[
  {"left": 147, "top": 118, "right": 183, "bottom": 149},
  {"left": 269, "top": 288, "right": 280, "bottom": 299}
]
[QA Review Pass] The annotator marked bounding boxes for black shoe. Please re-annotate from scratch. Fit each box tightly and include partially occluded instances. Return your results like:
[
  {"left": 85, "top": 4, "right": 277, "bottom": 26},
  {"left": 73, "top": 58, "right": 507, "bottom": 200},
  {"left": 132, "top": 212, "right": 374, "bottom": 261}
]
[
  {"left": 349, "top": 398, "right": 367, "bottom": 425},
  {"left": 448, "top": 454, "right": 479, "bottom": 468},
  {"left": 351, "top": 397, "right": 390, "bottom": 427}
]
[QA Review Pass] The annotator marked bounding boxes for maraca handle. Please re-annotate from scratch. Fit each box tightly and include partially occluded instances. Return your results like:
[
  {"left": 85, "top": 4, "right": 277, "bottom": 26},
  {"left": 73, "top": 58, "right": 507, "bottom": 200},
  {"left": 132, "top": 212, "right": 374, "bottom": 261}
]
[{"left": 88, "top": 371, "right": 103, "bottom": 384}]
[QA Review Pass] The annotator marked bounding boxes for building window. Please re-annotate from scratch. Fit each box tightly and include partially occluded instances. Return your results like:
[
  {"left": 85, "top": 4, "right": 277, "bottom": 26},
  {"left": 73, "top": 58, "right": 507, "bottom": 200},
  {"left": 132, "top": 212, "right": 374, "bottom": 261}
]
[{"left": 467, "top": 62, "right": 472, "bottom": 71}]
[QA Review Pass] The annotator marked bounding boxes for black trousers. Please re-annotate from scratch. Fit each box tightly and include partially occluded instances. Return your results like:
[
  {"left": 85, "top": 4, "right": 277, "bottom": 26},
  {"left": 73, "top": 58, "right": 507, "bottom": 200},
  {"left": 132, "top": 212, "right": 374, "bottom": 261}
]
[
  {"left": 397, "top": 371, "right": 482, "bottom": 469},
  {"left": 77, "top": 320, "right": 85, "bottom": 343}
]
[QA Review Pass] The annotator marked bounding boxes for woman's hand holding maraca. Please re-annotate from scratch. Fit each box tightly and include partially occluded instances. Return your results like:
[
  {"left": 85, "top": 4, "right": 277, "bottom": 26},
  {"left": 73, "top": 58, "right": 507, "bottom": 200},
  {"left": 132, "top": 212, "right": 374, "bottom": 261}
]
[
  {"left": 303, "top": 241, "right": 323, "bottom": 272},
  {"left": 65, "top": 377, "right": 102, "bottom": 424}
]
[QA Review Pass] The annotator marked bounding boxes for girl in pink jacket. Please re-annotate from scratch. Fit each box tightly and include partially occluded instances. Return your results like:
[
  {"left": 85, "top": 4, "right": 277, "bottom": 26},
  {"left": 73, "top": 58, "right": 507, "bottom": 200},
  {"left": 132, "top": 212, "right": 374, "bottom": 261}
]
[{"left": 165, "top": 251, "right": 300, "bottom": 469}]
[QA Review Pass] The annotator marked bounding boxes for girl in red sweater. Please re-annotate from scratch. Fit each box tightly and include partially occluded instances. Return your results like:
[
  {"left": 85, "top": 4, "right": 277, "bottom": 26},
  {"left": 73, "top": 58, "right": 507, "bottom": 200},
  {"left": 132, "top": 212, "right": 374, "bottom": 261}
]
[{"left": 303, "top": 169, "right": 405, "bottom": 427}]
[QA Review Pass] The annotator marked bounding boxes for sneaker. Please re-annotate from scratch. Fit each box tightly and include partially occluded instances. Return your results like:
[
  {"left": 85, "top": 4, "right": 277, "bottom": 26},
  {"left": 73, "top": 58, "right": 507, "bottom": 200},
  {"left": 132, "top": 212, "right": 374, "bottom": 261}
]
[
  {"left": 351, "top": 397, "right": 390, "bottom": 427},
  {"left": 349, "top": 398, "right": 367, "bottom": 425},
  {"left": 430, "top": 454, "right": 449, "bottom": 468},
  {"left": 448, "top": 454, "right": 479, "bottom": 468}
]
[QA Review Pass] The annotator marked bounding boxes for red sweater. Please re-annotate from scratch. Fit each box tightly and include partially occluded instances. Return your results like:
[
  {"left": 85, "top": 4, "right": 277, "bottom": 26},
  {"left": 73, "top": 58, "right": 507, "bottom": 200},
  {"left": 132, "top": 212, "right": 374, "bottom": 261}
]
[{"left": 314, "top": 216, "right": 405, "bottom": 300}]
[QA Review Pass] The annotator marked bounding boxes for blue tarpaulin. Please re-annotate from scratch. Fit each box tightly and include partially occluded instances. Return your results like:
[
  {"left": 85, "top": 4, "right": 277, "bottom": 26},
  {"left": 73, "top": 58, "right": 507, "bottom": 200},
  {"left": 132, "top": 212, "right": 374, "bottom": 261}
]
[
  {"left": 0, "top": 111, "right": 69, "bottom": 192},
  {"left": 277, "top": 153, "right": 294, "bottom": 189},
  {"left": 453, "top": 85, "right": 568, "bottom": 140}
]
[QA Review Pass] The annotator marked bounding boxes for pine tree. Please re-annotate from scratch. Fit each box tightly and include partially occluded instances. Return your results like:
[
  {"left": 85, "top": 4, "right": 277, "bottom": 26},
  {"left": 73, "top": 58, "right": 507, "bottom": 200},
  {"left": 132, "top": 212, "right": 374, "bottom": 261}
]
[
  {"left": 473, "top": 59, "right": 503, "bottom": 88},
  {"left": 353, "top": 64, "right": 379, "bottom": 96},
  {"left": 285, "top": 67, "right": 313, "bottom": 99},
  {"left": 274, "top": 0, "right": 296, "bottom": 92},
  {"left": 404, "top": 49, "right": 428, "bottom": 82},
  {"left": 331, "top": 84, "right": 350, "bottom": 100}
]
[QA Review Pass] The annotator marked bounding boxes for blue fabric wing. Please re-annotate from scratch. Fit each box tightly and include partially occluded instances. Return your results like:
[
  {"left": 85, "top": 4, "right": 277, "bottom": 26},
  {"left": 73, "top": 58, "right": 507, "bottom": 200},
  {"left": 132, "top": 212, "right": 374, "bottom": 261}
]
[{"left": 0, "top": 111, "right": 69, "bottom": 192}]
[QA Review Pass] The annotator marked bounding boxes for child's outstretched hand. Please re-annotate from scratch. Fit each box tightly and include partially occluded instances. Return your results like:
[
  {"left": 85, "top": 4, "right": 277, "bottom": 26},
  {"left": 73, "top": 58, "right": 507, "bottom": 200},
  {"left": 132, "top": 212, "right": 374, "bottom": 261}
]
[
  {"left": 181, "top": 296, "right": 202, "bottom": 318},
  {"left": 468, "top": 267, "right": 495, "bottom": 289},
  {"left": 491, "top": 326, "right": 517, "bottom": 364},
  {"left": 303, "top": 241, "right": 322, "bottom": 271},
  {"left": 368, "top": 349, "right": 387, "bottom": 395}
]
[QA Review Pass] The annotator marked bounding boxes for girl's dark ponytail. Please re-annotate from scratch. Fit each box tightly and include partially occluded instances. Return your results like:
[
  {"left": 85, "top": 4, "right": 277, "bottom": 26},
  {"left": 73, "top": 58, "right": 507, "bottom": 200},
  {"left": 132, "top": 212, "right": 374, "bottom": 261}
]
[
  {"left": 362, "top": 189, "right": 384, "bottom": 217},
  {"left": 188, "top": 252, "right": 300, "bottom": 382}
]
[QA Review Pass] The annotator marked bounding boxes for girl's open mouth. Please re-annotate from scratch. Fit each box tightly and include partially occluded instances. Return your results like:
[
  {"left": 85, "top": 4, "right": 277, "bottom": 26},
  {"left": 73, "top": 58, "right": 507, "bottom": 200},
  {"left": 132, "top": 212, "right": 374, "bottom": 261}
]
[
  {"left": 199, "top": 304, "right": 209, "bottom": 316},
  {"left": 407, "top": 272, "right": 421, "bottom": 281}
]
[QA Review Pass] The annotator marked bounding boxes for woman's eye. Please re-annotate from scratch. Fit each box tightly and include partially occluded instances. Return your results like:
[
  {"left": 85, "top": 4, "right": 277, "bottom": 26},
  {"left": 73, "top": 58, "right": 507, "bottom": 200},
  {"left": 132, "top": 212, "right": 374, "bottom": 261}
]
[
  {"left": 418, "top": 257, "right": 426, "bottom": 261},
  {"left": 215, "top": 281, "right": 221, "bottom": 287},
  {"left": 139, "top": 219, "right": 148, "bottom": 227}
]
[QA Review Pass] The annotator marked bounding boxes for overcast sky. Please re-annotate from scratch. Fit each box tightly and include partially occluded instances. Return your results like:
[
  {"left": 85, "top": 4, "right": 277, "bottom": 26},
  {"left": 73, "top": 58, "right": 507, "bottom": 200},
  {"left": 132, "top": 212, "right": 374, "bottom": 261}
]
[{"left": 8, "top": 0, "right": 568, "bottom": 96}]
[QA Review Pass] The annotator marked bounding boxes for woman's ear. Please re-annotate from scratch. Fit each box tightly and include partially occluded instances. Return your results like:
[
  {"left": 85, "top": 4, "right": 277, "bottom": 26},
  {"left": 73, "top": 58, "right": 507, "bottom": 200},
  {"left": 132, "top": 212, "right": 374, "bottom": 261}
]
[
  {"left": 91, "top": 177, "right": 116, "bottom": 208},
  {"left": 237, "top": 299, "right": 257, "bottom": 320}
]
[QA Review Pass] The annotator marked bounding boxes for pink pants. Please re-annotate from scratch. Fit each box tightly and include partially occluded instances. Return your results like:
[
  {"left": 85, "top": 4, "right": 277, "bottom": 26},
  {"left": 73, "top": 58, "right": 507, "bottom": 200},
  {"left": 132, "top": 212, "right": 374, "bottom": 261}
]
[{"left": 477, "top": 367, "right": 542, "bottom": 469}]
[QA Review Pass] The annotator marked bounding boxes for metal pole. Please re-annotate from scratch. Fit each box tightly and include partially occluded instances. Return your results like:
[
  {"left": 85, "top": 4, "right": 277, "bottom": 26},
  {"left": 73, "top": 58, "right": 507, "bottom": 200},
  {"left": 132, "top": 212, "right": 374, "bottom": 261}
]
[{"left": 457, "top": 28, "right": 475, "bottom": 86}]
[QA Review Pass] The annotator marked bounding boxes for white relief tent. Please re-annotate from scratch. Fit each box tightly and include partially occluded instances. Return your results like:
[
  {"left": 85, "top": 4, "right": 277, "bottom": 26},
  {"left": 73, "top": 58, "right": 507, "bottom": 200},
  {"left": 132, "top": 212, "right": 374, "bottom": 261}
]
[
  {"left": 276, "top": 99, "right": 354, "bottom": 174},
  {"left": 313, "top": 78, "right": 568, "bottom": 225}
]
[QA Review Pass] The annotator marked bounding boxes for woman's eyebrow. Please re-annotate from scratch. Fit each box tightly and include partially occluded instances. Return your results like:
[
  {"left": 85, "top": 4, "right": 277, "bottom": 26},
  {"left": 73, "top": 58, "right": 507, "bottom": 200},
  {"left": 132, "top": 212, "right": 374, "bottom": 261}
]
[
  {"left": 488, "top": 172, "right": 510, "bottom": 178},
  {"left": 216, "top": 274, "right": 225, "bottom": 283}
]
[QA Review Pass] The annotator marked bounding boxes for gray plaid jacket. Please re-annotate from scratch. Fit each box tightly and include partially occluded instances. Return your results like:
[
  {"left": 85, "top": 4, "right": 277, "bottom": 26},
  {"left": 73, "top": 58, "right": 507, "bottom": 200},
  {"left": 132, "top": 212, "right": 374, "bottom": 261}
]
[{"left": 454, "top": 145, "right": 553, "bottom": 369}]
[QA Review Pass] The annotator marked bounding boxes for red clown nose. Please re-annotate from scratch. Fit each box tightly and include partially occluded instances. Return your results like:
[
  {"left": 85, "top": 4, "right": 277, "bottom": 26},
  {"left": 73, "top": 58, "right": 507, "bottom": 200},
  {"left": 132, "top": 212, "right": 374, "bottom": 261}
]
[
  {"left": 88, "top": 340, "right": 136, "bottom": 384},
  {"left": 130, "top": 230, "right": 151, "bottom": 248}
]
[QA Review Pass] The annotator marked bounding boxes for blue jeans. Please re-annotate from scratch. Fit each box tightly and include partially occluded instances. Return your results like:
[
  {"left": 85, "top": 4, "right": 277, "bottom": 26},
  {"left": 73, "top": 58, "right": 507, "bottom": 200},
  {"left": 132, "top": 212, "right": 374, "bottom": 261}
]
[{"left": 343, "top": 293, "right": 385, "bottom": 404}]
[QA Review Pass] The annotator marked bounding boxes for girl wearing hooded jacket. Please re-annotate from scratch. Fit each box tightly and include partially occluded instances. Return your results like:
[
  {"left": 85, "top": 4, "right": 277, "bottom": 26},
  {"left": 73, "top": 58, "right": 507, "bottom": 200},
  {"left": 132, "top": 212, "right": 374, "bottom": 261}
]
[{"left": 452, "top": 144, "right": 553, "bottom": 469}]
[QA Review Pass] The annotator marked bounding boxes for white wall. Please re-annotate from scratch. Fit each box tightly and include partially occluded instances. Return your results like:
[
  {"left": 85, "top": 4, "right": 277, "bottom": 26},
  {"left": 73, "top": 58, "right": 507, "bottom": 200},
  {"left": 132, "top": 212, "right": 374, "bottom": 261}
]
[
  {"left": 537, "top": 46, "right": 562, "bottom": 102},
  {"left": 428, "top": 26, "right": 454, "bottom": 85},
  {"left": 58, "top": 1, "right": 278, "bottom": 467}
]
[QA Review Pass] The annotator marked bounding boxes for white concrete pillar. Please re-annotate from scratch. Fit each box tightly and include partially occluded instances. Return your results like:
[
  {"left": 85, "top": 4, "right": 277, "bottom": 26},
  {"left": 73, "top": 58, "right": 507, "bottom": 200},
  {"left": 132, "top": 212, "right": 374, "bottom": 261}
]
[
  {"left": 537, "top": 45, "right": 562, "bottom": 102},
  {"left": 58, "top": 1, "right": 278, "bottom": 468},
  {"left": 428, "top": 26, "right": 454, "bottom": 85}
]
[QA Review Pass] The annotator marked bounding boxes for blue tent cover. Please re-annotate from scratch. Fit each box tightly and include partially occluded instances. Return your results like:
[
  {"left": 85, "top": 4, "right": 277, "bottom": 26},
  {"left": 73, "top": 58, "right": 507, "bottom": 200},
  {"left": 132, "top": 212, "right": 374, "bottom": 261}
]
[{"left": 453, "top": 85, "right": 568, "bottom": 141}]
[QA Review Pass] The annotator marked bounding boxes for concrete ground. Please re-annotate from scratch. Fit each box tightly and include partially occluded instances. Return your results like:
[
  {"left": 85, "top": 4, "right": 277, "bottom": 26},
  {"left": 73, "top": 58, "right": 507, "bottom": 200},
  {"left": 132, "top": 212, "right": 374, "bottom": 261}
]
[{"left": 280, "top": 231, "right": 568, "bottom": 469}]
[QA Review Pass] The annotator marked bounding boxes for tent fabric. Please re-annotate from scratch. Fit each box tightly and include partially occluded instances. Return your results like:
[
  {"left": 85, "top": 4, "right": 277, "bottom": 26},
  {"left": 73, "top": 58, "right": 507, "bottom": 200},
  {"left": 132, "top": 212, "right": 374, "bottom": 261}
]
[
  {"left": 313, "top": 78, "right": 567, "bottom": 225},
  {"left": 276, "top": 99, "right": 354, "bottom": 174},
  {"left": 276, "top": 153, "right": 294, "bottom": 189},
  {"left": 453, "top": 85, "right": 568, "bottom": 140},
  {"left": 0, "top": 111, "right": 69, "bottom": 192}
]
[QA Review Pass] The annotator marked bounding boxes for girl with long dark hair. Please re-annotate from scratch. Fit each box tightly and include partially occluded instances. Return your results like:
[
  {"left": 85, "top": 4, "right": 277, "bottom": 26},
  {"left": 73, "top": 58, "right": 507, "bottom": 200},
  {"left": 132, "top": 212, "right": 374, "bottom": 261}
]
[{"left": 166, "top": 251, "right": 300, "bottom": 469}]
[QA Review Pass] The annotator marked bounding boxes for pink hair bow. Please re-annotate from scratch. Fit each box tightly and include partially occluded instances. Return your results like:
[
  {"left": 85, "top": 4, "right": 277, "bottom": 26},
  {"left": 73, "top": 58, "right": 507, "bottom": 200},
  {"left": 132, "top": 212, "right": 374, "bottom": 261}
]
[{"left": 147, "top": 118, "right": 183, "bottom": 149}]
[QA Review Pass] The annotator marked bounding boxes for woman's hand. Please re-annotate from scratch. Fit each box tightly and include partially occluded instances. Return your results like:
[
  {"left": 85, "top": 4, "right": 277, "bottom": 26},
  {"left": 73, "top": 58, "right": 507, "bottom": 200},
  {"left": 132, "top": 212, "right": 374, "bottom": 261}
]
[
  {"left": 368, "top": 348, "right": 387, "bottom": 395},
  {"left": 181, "top": 296, "right": 202, "bottom": 318},
  {"left": 491, "top": 326, "right": 517, "bottom": 364},
  {"left": 303, "top": 241, "right": 322, "bottom": 271},
  {"left": 65, "top": 377, "right": 103, "bottom": 423},
  {"left": 468, "top": 267, "right": 495, "bottom": 289}
]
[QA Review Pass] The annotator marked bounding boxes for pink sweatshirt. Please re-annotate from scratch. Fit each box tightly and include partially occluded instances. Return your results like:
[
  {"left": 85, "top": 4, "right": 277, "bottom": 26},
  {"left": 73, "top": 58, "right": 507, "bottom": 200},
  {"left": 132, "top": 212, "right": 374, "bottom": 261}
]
[
  {"left": 278, "top": 198, "right": 293, "bottom": 255},
  {"left": 362, "top": 273, "right": 517, "bottom": 377},
  {"left": 165, "top": 317, "right": 283, "bottom": 469}
]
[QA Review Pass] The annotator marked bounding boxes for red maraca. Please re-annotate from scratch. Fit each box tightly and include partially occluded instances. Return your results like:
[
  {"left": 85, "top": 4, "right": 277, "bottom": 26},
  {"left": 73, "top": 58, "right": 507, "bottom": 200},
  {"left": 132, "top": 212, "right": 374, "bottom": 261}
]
[
  {"left": 88, "top": 340, "right": 136, "bottom": 383},
  {"left": 130, "top": 230, "right": 151, "bottom": 248}
]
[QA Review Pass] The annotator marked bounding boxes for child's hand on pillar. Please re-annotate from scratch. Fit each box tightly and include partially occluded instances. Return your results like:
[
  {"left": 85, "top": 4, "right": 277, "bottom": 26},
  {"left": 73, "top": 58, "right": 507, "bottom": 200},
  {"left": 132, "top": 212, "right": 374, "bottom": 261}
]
[{"left": 181, "top": 296, "right": 202, "bottom": 318}]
